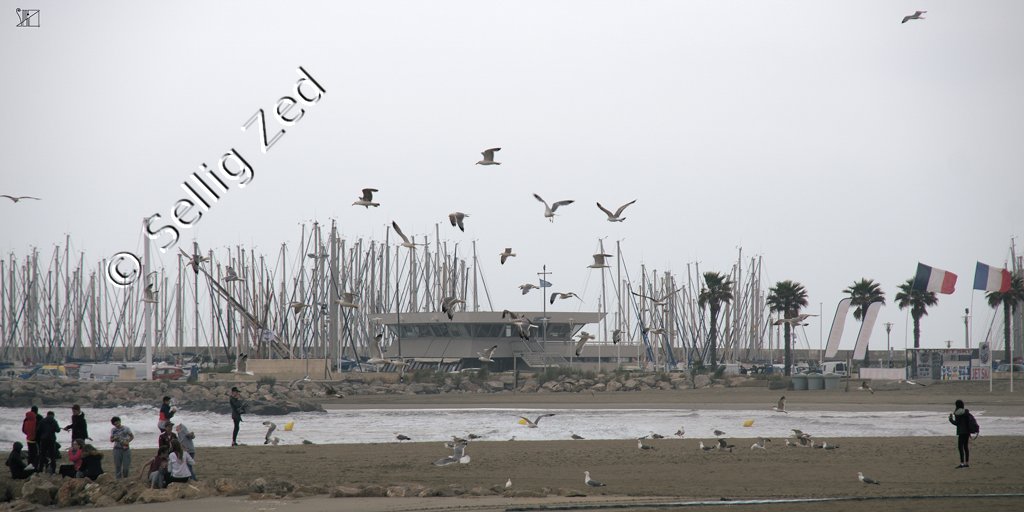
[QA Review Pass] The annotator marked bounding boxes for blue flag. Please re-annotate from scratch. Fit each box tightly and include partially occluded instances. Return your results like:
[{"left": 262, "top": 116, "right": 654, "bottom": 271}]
[{"left": 539, "top": 279, "right": 552, "bottom": 288}]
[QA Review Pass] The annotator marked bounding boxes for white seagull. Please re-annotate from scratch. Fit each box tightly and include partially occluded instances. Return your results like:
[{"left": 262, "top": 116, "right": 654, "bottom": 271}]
[
  {"left": 631, "top": 288, "right": 681, "bottom": 306},
  {"left": 433, "top": 441, "right": 470, "bottom": 466},
  {"left": 533, "top": 193, "right": 575, "bottom": 222},
  {"left": 478, "top": 345, "right": 498, "bottom": 364},
  {"left": 574, "top": 331, "right": 594, "bottom": 357},
  {"left": 262, "top": 421, "right": 277, "bottom": 444},
  {"left": 584, "top": 471, "right": 606, "bottom": 487},
  {"left": 773, "top": 313, "right": 818, "bottom": 326},
  {"left": 751, "top": 438, "right": 771, "bottom": 450},
  {"left": 503, "top": 310, "right": 538, "bottom": 341},
  {"left": 448, "top": 212, "right": 469, "bottom": 232},
  {"left": 550, "top": 292, "right": 581, "bottom": 305},
  {"left": 1, "top": 195, "right": 40, "bottom": 203},
  {"left": 773, "top": 396, "right": 788, "bottom": 413},
  {"left": 902, "top": 10, "right": 926, "bottom": 23},
  {"left": 391, "top": 221, "right": 420, "bottom": 249},
  {"left": 588, "top": 253, "right": 612, "bottom": 269},
  {"left": 441, "top": 296, "right": 465, "bottom": 320},
  {"left": 596, "top": 200, "right": 636, "bottom": 222},
  {"left": 335, "top": 292, "right": 359, "bottom": 309},
  {"left": 352, "top": 188, "right": 379, "bottom": 208},
  {"left": 223, "top": 266, "right": 242, "bottom": 283},
  {"left": 699, "top": 441, "right": 716, "bottom": 452},
  {"left": 517, "top": 413, "right": 555, "bottom": 428},
  {"left": 858, "top": 472, "right": 881, "bottom": 485},
  {"left": 500, "top": 248, "right": 516, "bottom": 265},
  {"left": 476, "top": 147, "right": 501, "bottom": 165},
  {"left": 519, "top": 283, "right": 539, "bottom": 295},
  {"left": 637, "top": 438, "right": 656, "bottom": 450},
  {"left": 505, "top": 477, "right": 512, "bottom": 489}
]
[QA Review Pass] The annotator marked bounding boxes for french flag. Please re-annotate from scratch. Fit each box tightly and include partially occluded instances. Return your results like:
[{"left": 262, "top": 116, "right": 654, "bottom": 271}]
[
  {"left": 973, "top": 262, "right": 1011, "bottom": 293},
  {"left": 912, "top": 262, "right": 957, "bottom": 294}
]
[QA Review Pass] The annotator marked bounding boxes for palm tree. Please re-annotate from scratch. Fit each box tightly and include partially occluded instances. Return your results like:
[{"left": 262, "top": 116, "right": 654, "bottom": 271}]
[
  {"left": 843, "top": 279, "right": 886, "bottom": 366},
  {"left": 698, "top": 272, "right": 733, "bottom": 370},
  {"left": 766, "top": 280, "right": 809, "bottom": 376},
  {"left": 895, "top": 278, "right": 938, "bottom": 378},
  {"left": 986, "top": 273, "right": 1024, "bottom": 364}
]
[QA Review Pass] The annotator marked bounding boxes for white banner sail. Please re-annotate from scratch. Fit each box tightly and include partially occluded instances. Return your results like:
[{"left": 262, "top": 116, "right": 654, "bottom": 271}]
[
  {"left": 852, "top": 302, "right": 883, "bottom": 361},
  {"left": 824, "top": 298, "right": 853, "bottom": 359}
]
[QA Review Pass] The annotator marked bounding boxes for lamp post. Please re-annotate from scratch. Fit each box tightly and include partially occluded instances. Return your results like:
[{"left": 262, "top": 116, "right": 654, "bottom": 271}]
[
  {"left": 884, "top": 322, "right": 893, "bottom": 369},
  {"left": 963, "top": 308, "right": 970, "bottom": 349}
]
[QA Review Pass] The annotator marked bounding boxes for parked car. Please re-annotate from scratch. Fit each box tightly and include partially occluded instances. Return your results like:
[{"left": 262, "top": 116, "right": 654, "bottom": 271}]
[
  {"left": 995, "top": 364, "right": 1024, "bottom": 373},
  {"left": 152, "top": 366, "right": 187, "bottom": 381}
]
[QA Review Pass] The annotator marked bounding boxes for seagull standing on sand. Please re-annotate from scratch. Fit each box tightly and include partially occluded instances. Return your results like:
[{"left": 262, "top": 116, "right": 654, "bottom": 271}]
[
  {"left": 699, "top": 441, "right": 716, "bottom": 452},
  {"left": 902, "top": 10, "right": 926, "bottom": 23},
  {"left": 638, "top": 438, "right": 656, "bottom": 450},
  {"left": 674, "top": 427, "right": 685, "bottom": 438},
  {"left": 533, "top": 193, "right": 574, "bottom": 222},
  {"left": 1, "top": 195, "right": 40, "bottom": 203},
  {"left": 773, "top": 396, "right": 789, "bottom": 413},
  {"left": 751, "top": 438, "right": 771, "bottom": 450},
  {"left": 433, "top": 441, "right": 470, "bottom": 466},
  {"left": 517, "top": 413, "right": 556, "bottom": 428},
  {"left": 574, "top": 331, "right": 594, "bottom": 357},
  {"left": 584, "top": 471, "right": 606, "bottom": 487},
  {"left": 596, "top": 200, "right": 636, "bottom": 222},
  {"left": 505, "top": 477, "right": 512, "bottom": 489},
  {"left": 391, "top": 221, "right": 420, "bottom": 248},
  {"left": 441, "top": 296, "right": 465, "bottom": 320},
  {"left": 519, "top": 283, "right": 539, "bottom": 294},
  {"left": 550, "top": 292, "right": 581, "bottom": 305},
  {"left": 352, "top": 188, "right": 379, "bottom": 208},
  {"left": 717, "top": 438, "right": 735, "bottom": 452},
  {"left": 448, "top": 212, "right": 469, "bottom": 232},
  {"left": 858, "top": 472, "right": 881, "bottom": 485},
  {"left": 500, "top": 248, "right": 516, "bottom": 265},
  {"left": 476, "top": 147, "right": 501, "bottom": 165},
  {"left": 478, "top": 345, "right": 498, "bottom": 364},
  {"left": 262, "top": 421, "right": 277, "bottom": 444}
]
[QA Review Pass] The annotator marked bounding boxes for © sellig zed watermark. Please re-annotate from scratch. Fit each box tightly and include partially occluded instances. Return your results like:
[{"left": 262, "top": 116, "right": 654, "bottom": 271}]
[
  {"left": 15, "top": 8, "right": 39, "bottom": 27},
  {"left": 105, "top": 66, "right": 326, "bottom": 287}
]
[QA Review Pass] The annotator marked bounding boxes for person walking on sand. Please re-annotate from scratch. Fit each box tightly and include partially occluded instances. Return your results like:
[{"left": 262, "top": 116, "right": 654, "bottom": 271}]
[
  {"left": 229, "top": 387, "right": 245, "bottom": 446},
  {"left": 63, "top": 404, "right": 90, "bottom": 442},
  {"left": 948, "top": 399, "right": 973, "bottom": 468},
  {"left": 109, "top": 416, "right": 134, "bottom": 479}
]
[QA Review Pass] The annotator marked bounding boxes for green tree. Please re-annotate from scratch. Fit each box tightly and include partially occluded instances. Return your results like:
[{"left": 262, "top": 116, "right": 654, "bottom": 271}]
[
  {"left": 843, "top": 278, "right": 886, "bottom": 366},
  {"left": 986, "top": 273, "right": 1024, "bottom": 364},
  {"left": 698, "top": 272, "right": 733, "bottom": 370},
  {"left": 767, "top": 280, "right": 809, "bottom": 376},
  {"left": 895, "top": 278, "right": 938, "bottom": 378}
]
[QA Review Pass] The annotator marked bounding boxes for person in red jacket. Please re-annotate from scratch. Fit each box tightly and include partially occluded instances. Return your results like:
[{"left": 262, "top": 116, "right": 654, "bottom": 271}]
[{"left": 21, "top": 406, "right": 40, "bottom": 472}]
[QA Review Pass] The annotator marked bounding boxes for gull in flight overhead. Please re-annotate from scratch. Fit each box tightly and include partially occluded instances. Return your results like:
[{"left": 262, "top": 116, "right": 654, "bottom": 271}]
[
  {"left": 902, "top": 10, "right": 926, "bottom": 23},
  {"left": 596, "top": 200, "right": 636, "bottom": 222},
  {"left": 433, "top": 440, "right": 470, "bottom": 466},
  {"left": 441, "top": 296, "right": 465, "bottom": 320},
  {"left": 773, "top": 314, "right": 818, "bottom": 326},
  {"left": 612, "top": 329, "right": 622, "bottom": 344},
  {"left": 500, "top": 248, "right": 516, "bottom": 265},
  {"left": 391, "top": 221, "right": 421, "bottom": 248},
  {"left": 476, "top": 147, "right": 501, "bottom": 165},
  {"left": 632, "top": 288, "right": 682, "bottom": 306},
  {"left": 638, "top": 438, "right": 656, "bottom": 450},
  {"left": 773, "top": 396, "right": 789, "bottom": 413},
  {"left": 478, "top": 345, "right": 498, "bottom": 364},
  {"left": 574, "top": 331, "right": 594, "bottom": 357},
  {"left": 367, "top": 333, "right": 408, "bottom": 368},
  {"left": 533, "top": 193, "right": 575, "bottom": 222},
  {"left": 335, "top": 292, "right": 359, "bottom": 309},
  {"left": 223, "top": 266, "right": 242, "bottom": 283},
  {"left": 588, "top": 253, "right": 612, "bottom": 269},
  {"left": 519, "top": 283, "right": 539, "bottom": 294},
  {"left": 262, "top": 421, "right": 277, "bottom": 444},
  {"left": 352, "top": 188, "right": 379, "bottom": 208},
  {"left": 517, "top": 413, "right": 556, "bottom": 428},
  {"left": 550, "top": 292, "right": 581, "bottom": 305},
  {"left": 2, "top": 195, "right": 41, "bottom": 203},
  {"left": 858, "top": 472, "right": 881, "bottom": 485},
  {"left": 448, "top": 212, "right": 469, "bottom": 232},
  {"left": 584, "top": 471, "right": 606, "bottom": 487}
]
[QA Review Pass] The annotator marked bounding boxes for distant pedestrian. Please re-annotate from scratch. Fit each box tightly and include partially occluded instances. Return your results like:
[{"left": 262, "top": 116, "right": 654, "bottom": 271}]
[
  {"left": 948, "top": 399, "right": 974, "bottom": 468},
  {"left": 109, "top": 416, "right": 134, "bottom": 479},
  {"left": 21, "top": 406, "right": 39, "bottom": 472},
  {"left": 165, "top": 439, "right": 194, "bottom": 485},
  {"left": 157, "top": 396, "right": 176, "bottom": 430},
  {"left": 5, "top": 442, "right": 31, "bottom": 480},
  {"left": 229, "top": 387, "right": 245, "bottom": 446},
  {"left": 37, "top": 411, "right": 61, "bottom": 474},
  {"left": 63, "top": 404, "right": 90, "bottom": 442},
  {"left": 175, "top": 423, "right": 197, "bottom": 480}
]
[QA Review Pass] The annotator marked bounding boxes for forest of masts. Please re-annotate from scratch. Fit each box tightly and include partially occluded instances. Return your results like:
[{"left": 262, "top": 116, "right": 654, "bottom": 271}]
[{"left": 1, "top": 221, "right": 790, "bottom": 369}]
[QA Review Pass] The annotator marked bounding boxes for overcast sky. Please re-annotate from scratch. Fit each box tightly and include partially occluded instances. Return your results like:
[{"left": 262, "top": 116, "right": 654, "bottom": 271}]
[{"left": 2, "top": 1, "right": 1022, "bottom": 352}]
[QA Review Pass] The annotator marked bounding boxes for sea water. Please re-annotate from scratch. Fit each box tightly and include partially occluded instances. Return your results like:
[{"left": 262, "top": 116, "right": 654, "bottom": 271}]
[{"left": 3, "top": 407, "right": 1022, "bottom": 449}]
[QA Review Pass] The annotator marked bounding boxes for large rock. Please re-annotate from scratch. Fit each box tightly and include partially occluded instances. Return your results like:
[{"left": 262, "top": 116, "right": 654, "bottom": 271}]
[
  {"left": 693, "top": 374, "right": 711, "bottom": 388},
  {"left": 485, "top": 380, "right": 506, "bottom": 391},
  {"left": 136, "top": 488, "right": 175, "bottom": 503},
  {"left": 56, "top": 479, "right": 89, "bottom": 507},
  {"left": 20, "top": 476, "right": 58, "bottom": 506}
]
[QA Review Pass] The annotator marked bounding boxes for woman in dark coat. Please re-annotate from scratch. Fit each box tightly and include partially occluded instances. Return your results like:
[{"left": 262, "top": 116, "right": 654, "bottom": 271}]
[
  {"left": 5, "top": 442, "right": 31, "bottom": 479},
  {"left": 948, "top": 399, "right": 972, "bottom": 468},
  {"left": 79, "top": 444, "right": 104, "bottom": 480},
  {"left": 63, "top": 404, "right": 89, "bottom": 442}
]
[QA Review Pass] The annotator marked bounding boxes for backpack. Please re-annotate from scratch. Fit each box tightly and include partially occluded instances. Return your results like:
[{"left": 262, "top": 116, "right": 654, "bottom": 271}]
[{"left": 967, "top": 412, "right": 980, "bottom": 435}]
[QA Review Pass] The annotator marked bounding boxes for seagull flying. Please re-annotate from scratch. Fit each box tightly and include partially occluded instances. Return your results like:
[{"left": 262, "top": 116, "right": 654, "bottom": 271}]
[
  {"left": 773, "top": 313, "right": 818, "bottom": 326},
  {"left": 517, "top": 413, "right": 555, "bottom": 428},
  {"left": 631, "top": 288, "right": 681, "bottom": 306},
  {"left": 596, "top": 200, "right": 636, "bottom": 222},
  {"left": 773, "top": 396, "right": 788, "bottom": 413},
  {"left": 262, "top": 421, "right": 277, "bottom": 444},
  {"left": 858, "top": 472, "right": 881, "bottom": 485},
  {"left": 519, "top": 283, "right": 539, "bottom": 295},
  {"left": 503, "top": 310, "right": 538, "bottom": 341},
  {"left": 1, "top": 195, "right": 40, "bottom": 203},
  {"left": 584, "top": 471, "right": 606, "bottom": 487},
  {"left": 674, "top": 427, "right": 685, "bottom": 438},
  {"left": 352, "top": 188, "right": 379, "bottom": 208},
  {"left": 289, "top": 301, "right": 309, "bottom": 314},
  {"left": 478, "top": 345, "right": 498, "bottom": 364},
  {"left": 179, "top": 249, "right": 209, "bottom": 274},
  {"left": 550, "top": 291, "right": 581, "bottom": 305},
  {"left": 533, "top": 193, "right": 575, "bottom": 222},
  {"left": 573, "top": 331, "right": 594, "bottom": 357},
  {"left": 391, "top": 221, "right": 420, "bottom": 249},
  {"left": 441, "top": 296, "right": 465, "bottom": 320},
  {"left": 335, "top": 292, "right": 359, "bottom": 309},
  {"left": 223, "top": 266, "right": 242, "bottom": 283},
  {"left": 141, "top": 284, "right": 159, "bottom": 304},
  {"left": 476, "top": 147, "right": 501, "bottom": 165},
  {"left": 588, "top": 253, "right": 612, "bottom": 269},
  {"left": 448, "top": 212, "right": 469, "bottom": 232},
  {"left": 500, "top": 248, "right": 516, "bottom": 265},
  {"left": 902, "top": 10, "right": 926, "bottom": 23}
]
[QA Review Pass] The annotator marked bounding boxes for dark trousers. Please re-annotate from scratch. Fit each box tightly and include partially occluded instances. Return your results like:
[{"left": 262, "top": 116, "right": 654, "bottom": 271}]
[
  {"left": 26, "top": 442, "right": 38, "bottom": 470},
  {"left": 957, "top": 434, "right": 970, "bottom": 464},
  {"left": 37, "top": 440, "right": 57, "bottom": 474},
  {"left": 232, "top": 416, "right": 241, "bottom": 445}
]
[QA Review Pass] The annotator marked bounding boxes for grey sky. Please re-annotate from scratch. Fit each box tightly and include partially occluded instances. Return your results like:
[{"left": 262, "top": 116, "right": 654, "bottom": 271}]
[{"left": 2, "top": 1, "right": 1022, "bottom": 352}]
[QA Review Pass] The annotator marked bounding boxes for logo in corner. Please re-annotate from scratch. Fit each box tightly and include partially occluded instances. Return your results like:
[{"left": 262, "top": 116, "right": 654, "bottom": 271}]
[{"left": 16, "top": 8, "right": 39, "bottom": 27}]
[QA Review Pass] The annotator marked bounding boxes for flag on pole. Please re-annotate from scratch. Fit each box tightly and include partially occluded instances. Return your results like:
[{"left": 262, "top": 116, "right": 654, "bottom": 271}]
[
  {"left": 973, "top": 262, "right": 1011, "bottom": 292},
  {"left": 539, "top": 279, "right": 553, "bottom": 288},
  {"left": 911, "top": 262, "right": 957, "bottom": 294}
]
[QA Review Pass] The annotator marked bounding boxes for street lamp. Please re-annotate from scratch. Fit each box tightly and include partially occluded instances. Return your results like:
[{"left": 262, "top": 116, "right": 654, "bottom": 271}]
[{"left": 884, "top": 322, "right": 893, "bottom": 368}]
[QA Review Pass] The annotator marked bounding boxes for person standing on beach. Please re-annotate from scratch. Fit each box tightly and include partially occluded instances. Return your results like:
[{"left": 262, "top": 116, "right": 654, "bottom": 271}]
[
  {"left": 36, "top": 411, "right": 60, "bottom": 474},
  {"left": 63, "top": 404, "right": 89, "bottom": 442},
  {"left": 229, "top": 387, "right": 245, "bottom": 446},
  {"left": 21, "top": 406, "right": 39, "bottom": 472},
  {"left": 109, "top": 416, "right": 134, "bottom": 479},
  {"left": 175, "top": 423, "right": 197, "bottom": 480},
  {"left": 157, "top": 396, "right": 176, "bottom": 430},
  {"left": 948, "top": 399, "right": 973, "bottom": 468}
]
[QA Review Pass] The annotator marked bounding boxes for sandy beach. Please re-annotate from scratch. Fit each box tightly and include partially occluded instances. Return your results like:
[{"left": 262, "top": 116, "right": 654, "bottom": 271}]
[{"left": 4, "top": 382, "right": 1023, "bottom": 511}]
